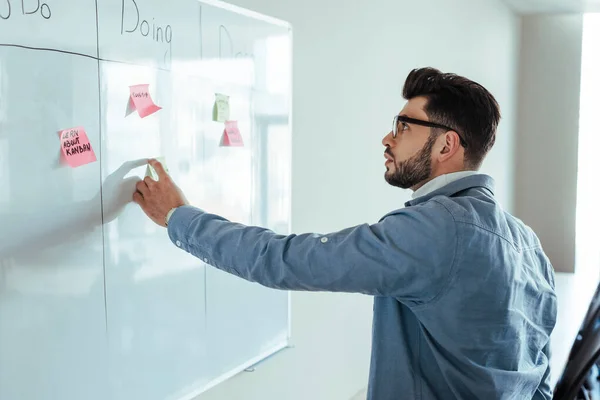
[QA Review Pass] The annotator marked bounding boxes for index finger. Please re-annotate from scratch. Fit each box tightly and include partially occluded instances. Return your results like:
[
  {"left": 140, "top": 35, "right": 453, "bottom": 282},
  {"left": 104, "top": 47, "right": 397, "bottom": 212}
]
[{"left": 148, "top": 159, "right": 168, "bottom": 179}]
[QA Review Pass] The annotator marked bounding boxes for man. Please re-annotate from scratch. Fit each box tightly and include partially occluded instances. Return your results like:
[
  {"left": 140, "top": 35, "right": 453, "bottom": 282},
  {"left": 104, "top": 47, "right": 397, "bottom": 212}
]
[{"left": 133, "top": 67, "right": 557, "bottom": 399}]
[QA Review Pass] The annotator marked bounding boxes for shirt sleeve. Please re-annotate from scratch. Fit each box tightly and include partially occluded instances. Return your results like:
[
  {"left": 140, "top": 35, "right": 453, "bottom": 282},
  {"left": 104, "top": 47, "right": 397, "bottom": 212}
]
[{"left": 167, "top": 201, "right": 457, "bottom": 303}]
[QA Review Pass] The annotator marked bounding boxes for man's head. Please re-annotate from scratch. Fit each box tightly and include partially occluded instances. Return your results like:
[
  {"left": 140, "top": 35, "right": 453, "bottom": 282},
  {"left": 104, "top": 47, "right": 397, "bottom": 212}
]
[{"left": 383, "top": 67, "right": 500, "bottom": 190}]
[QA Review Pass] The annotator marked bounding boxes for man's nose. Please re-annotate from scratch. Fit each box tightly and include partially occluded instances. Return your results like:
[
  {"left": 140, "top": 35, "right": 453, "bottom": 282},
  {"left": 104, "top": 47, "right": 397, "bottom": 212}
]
[{"left": 382, "top": 131, "right": 394, "bottom": 146}]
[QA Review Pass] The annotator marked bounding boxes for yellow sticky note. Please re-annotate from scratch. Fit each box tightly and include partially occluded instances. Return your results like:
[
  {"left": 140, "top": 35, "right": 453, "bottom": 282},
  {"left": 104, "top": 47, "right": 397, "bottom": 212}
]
[
  {"left": 145, "top": 157, "right": 169, "bottom": 180},
  {"left": 212, "top": 93, "right": 230, "bottom": 122}
]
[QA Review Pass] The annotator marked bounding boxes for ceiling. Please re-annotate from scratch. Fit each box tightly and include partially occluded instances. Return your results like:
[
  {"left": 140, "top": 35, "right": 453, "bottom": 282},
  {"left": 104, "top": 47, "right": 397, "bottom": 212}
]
[{"left": 502, "top": 0, "right": 600, "bottom": 13}]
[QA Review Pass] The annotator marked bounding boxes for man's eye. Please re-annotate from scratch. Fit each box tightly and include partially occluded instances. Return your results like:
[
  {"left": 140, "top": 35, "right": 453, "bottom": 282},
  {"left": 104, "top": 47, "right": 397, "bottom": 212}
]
[{"left": 401, "top": 122, "right": 409, "bottom": 131}]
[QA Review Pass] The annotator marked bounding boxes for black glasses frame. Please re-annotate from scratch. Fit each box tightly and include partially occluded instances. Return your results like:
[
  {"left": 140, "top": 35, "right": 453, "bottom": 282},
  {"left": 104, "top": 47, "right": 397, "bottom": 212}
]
[{"left": 393, "top": 115, "right": 468, "bottom": 148}]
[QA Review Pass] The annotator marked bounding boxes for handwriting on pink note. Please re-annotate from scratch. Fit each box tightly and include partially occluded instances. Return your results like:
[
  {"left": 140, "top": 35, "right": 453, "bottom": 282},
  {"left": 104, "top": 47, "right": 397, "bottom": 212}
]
[
  {"left": 59, "top": 126, "right": 97, "bottom": 168},
  {"left": 128, "top": 84, "right": 162, "bottom": 118},
  {"left": 220, "top": 121, "right": 244, "bottom": 147}
]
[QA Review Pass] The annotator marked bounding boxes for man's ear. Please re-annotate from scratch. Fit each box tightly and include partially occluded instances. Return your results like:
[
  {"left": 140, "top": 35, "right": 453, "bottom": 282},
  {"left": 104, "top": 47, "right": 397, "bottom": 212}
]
[
  {"left": 437, "top": 132, "right": 461, "bottom": 160},
  {"left": 441, "top": 141, "right": 452, "bottom": 154}
]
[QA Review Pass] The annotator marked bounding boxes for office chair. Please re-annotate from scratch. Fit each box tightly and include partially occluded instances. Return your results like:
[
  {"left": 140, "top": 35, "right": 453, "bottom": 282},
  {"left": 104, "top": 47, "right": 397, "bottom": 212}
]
[
  {"left": 553, "top": 282, "right": 600, "bottom": 400},
  {"left": 565, "top": 286, "right": 600, "bottom": 367},
  {"left": 582, "top": 284, "right": 600, "bottom": 338}
]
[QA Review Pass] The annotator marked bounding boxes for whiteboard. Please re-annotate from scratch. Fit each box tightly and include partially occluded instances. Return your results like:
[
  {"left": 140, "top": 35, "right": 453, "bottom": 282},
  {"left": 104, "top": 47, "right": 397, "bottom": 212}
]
[{"left": 0, "top": 1, "right": 292, "bottom": 399}]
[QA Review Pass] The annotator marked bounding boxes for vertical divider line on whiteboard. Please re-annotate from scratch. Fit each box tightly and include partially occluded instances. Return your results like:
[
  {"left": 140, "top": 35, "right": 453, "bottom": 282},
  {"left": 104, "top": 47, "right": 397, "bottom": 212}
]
[
  {"left": 94, "top": 0, "right": 109, "bottom": 334},
  {"left": 199, "top": 4, "right": 204, "bottom": 59},
  {"left": 287, "top": 26, "right": 294, "bottom": 341},
  {"left": 199, "top": 1, "right": 209, "bottom": 348}
]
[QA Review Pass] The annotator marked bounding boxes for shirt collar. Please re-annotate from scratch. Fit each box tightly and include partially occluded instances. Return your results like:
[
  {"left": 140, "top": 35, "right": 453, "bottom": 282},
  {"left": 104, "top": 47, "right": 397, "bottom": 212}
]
[
  {"left": 411, "top": 171, "right": 479, "bottom": 200},
  {"left": 405, "top": 173, "right": 495, "bottom": 207}
]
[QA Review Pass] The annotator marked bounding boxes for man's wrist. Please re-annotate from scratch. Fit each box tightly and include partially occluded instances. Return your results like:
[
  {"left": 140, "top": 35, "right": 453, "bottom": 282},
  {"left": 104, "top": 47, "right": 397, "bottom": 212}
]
[{"left": 165, "top": 207, "right": 179, "bottom": 226}]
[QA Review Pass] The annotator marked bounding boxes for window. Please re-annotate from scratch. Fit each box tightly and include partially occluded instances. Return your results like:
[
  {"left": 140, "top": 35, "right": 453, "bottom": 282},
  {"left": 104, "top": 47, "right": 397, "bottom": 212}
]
[{"left": 576, "top": 14, "right": 600, "bottom": 280}]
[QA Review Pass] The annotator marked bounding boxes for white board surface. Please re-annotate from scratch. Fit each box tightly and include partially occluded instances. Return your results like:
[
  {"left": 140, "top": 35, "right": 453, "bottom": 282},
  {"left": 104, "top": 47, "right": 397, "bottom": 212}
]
[{"left": 0, "top": 1, "right": 292, "bottom": 399}]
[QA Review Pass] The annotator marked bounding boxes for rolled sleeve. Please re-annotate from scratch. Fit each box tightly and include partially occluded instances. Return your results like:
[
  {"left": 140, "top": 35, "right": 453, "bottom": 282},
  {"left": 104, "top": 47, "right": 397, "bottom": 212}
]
[{"left": 166, "top": 201, "right": 457, "bottom": 302}]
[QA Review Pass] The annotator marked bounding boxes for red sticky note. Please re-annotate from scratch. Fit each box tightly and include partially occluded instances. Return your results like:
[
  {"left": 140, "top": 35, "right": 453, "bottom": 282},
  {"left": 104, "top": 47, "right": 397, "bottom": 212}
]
[
  {"left": 127, "top": 84, "right": 162, "bottom": 118},
  {"left": 59, "top": 126, "right": 97, "bottom": 168},
  {"left": 220, "top": 121, "right": 244, "bottom": 147}
]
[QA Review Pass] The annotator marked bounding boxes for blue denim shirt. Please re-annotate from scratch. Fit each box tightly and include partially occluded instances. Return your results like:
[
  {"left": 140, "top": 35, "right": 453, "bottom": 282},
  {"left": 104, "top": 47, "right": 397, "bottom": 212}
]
[{"left": 167, "top": 174, "right": 557, "bottom": 399}]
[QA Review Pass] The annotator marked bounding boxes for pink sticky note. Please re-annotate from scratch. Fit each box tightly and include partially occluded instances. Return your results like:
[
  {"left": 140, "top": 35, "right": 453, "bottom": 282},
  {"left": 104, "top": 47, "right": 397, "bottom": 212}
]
[
  {"left": 128, "top": 84, "right": 162, "bottom": 118},
  {"left": 59, "top": 126, "right": 97, "bottom": 168},
  {"left": 220, "top": 121, "right": 244, "bottom": 147}
]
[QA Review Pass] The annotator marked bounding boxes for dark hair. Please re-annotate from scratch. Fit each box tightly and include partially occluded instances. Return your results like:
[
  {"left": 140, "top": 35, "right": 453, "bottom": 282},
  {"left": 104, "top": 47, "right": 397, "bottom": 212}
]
[{"left": 402, "top": 67, "right": 501, "bottom": 169}]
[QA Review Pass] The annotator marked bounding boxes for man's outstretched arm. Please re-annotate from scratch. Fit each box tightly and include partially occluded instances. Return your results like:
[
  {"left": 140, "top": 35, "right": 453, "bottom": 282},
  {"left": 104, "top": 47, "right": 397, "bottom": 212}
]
[{"left": 135, "top": 159, "right": 457, "bottom": 302}]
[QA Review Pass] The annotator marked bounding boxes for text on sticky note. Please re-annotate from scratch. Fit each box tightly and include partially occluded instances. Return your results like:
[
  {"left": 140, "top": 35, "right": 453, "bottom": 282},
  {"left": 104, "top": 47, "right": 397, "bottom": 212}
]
[
  {"left": 59, "top": 127, "right": 97, "bottom": 168},
  {"left": 213, "top": 93, "right": 230, "bottom": 122},
  {"left": 128, "top": 84, "right": 162, "bottom": 118},
  {"left": 220, "top": 121, "right": 244, "bottom": 147}
]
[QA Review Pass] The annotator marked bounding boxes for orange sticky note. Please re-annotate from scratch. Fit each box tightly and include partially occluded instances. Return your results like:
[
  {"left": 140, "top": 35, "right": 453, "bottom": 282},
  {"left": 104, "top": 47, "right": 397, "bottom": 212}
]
[
  {"left": 59, "top": 127, "right": 97, "bottom": 168},
  {"left": 220, "top": 121, "right": 244, "bottom": 147},
  {"left": 127, "top": 84, "right": 162, "bottom": 118}
]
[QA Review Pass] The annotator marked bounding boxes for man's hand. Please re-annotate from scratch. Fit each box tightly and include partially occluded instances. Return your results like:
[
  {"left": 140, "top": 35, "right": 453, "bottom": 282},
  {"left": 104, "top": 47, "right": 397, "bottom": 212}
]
[{"left": 133, "top": 159, "right": 189, "bottom": 227}]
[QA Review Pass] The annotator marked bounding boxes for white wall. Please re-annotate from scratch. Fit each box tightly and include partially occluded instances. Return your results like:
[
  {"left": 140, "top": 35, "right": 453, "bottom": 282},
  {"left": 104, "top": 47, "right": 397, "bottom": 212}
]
[
  {"left": 197, "top": 0, "right": 520, "bottom": 399},
  {"left": 515, "top": 15, "right": 583, "bottom": 273}
]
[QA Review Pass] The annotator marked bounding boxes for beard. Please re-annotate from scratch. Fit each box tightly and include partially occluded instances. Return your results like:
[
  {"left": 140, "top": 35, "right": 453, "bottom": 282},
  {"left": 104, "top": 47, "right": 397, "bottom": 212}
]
[{"left": 385, "top": 135, "right": 437, "bottom": 189}]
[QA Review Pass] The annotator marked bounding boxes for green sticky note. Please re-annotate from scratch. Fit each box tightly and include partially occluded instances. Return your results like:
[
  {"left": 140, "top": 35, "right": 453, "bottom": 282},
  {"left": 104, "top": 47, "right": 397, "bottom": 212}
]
[
  {"left": 145, "top": 157, "right": 169, "bottom": 180},
  {"left": 212, "top": 93, "right": 230, "bottom": 122}
]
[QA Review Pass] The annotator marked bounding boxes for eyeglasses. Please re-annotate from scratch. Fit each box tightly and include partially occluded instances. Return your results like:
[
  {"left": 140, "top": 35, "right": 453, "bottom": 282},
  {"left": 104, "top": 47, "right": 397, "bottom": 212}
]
[{"left": 393, "top": 115, "right": 468, "bottom": 148}]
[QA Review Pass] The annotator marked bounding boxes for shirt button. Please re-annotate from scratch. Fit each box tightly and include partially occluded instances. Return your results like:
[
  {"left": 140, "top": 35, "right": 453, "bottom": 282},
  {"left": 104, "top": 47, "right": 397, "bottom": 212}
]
[
  {"left": 203, "top": 258, "right": 208, "bottom": 263},
  {"left": 176, "top": 240, "right": 182, "bottom": 247},
  {"left": 320, "top": 237, "right": 328, "bottom": 243}
]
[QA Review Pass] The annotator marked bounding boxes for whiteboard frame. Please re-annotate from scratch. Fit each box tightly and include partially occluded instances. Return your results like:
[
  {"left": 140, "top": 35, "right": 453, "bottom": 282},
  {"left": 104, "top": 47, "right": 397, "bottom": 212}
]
[
  {"left": 173, "top": 341, "right": 289, "bottom": 400},
  {"left": 199, "top": 0, "right": 291, "bottom": 29}
]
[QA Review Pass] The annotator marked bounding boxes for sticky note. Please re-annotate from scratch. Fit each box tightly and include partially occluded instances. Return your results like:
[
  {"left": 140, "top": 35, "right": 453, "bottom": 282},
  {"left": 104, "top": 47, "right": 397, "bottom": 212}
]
[
  {"left": 212, "top": 93, "right": 230, "bottom": 122},
  {"left": 127, "top": 84, "right": 162, "bottom": 118},
  {"left": 59, "top": 127, "right": 97, "bottom": 168},
  {"left": 220, "top": 121, "right": 244, "bottom": 147},
  {"left": 145, "top": 157, "right": 169, "bottom": 180}
]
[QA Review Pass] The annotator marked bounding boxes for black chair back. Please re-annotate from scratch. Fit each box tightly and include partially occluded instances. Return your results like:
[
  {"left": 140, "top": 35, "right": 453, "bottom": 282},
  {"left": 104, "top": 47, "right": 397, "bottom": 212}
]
[{"left": 554, "top": 282, "right": 600, "bottom": 400}]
